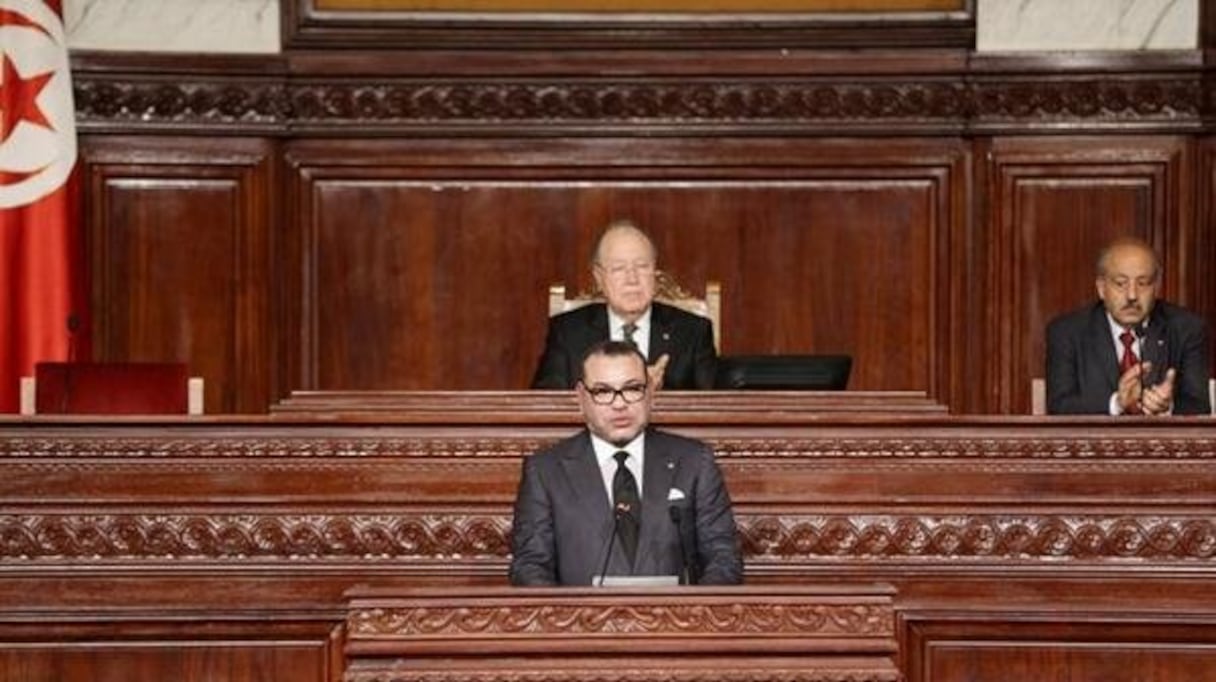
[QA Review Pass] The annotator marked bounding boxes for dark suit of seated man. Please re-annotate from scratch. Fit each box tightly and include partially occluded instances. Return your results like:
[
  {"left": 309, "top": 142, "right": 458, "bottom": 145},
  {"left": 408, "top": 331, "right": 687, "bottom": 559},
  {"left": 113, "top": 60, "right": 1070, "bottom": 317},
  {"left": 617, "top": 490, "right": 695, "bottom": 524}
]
[
  {"left": 1046, "top": 237, "right": 1211, "bottom": 416},
  {"left": 531, "top": 220, "right": 717, "bottom": 390},
  {"left": 510, "top": 340, "right": 743, "bottom": 586}
]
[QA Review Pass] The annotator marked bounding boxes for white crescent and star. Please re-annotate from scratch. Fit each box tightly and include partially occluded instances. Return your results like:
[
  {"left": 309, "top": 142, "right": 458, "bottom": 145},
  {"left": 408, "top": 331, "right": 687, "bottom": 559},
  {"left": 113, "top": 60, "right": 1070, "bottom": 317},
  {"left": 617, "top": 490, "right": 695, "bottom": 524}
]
[{"left": 0, "top": 0, "right": 75, "bottom": 209}]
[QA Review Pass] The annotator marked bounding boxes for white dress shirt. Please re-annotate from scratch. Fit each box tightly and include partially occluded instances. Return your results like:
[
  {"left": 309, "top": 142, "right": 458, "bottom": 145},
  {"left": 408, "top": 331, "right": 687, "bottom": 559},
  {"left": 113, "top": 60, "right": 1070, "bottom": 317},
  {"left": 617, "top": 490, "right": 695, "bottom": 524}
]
[
  {"left": 590, "top": 432, "right": 645, "bottom": 507},
  {"left": 607, "top": 307, "right": 652, "bottom": 358}
]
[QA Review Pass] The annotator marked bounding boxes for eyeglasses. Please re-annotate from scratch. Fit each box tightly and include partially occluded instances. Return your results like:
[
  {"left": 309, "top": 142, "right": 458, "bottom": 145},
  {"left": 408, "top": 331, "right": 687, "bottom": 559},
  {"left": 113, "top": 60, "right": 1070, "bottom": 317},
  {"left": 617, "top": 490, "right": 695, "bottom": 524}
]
[
  {"left": 580, "top": 381, "right": 648, "bottom": 405},
  {"left": 1104, "top": 275, "right": 1157, "bottom": 294},
  {"left": 596, "top": 260, "right": 656, "bottom": 280}
]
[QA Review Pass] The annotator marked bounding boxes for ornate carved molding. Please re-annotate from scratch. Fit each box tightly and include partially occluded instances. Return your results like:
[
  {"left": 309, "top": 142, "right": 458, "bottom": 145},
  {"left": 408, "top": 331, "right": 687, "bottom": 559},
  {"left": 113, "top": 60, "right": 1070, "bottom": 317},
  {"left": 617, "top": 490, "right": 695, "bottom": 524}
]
[
  {"left": 73, "top": 77, "right": 288, "bottom": 133},
  {"left": 69, "top": 59, "right": 1212, "bottom": 135},
  {"left": 343, "top": 585, "right": 899, "bottom": 682},
  {"left": 0, "top": 514, "right": 510, "bottom": 562},
  {"left": 741, "top": 514, "right": 1216, "bottom": 561},
  {"left": 969, "top": 76, "right": 1202, "bottom": 127},
  {"left": 0, "top": 436, "right": 547, "bottom": 459},
  {"left": 284, "top": 80, "right": 972, "bottom": 127},
  {"left": 711, "top": 436, "right": 1216, "bottom": 460},
  {"left": 348, "top": 601, "right": 892, "bottom": 638},
  {"left": 3, "top": 434, "right": 1214, "bottom": 460},
  {"left": 345, "top": 670, "right": 900, "bottom": 682},
  {"left": 4, "top": 513, "right": 1215, "bottom": 564}
]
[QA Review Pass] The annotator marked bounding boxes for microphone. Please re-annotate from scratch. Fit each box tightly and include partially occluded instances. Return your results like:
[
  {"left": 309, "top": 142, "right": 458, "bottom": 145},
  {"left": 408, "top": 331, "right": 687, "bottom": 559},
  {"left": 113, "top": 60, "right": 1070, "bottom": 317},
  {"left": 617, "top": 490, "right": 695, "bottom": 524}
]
[
  {"left": 668, "top": 499, "right": 699, "bottom": 585},
  {"left": 59, "top": 314, "right": 82, "bottom": 414},
  {"left": 594, "top": 503, "right": 626, "bottom": 587},
  {"left": 1133, "top": 321, "right": 1150, "bottom": 411}
]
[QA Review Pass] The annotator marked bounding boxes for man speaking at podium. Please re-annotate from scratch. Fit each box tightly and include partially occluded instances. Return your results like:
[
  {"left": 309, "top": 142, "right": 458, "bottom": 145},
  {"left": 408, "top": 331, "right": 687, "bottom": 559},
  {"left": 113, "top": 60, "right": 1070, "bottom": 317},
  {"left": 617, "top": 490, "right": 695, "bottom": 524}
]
[{"left": 510, "top": 340, "right": 742, "bottom": 586}]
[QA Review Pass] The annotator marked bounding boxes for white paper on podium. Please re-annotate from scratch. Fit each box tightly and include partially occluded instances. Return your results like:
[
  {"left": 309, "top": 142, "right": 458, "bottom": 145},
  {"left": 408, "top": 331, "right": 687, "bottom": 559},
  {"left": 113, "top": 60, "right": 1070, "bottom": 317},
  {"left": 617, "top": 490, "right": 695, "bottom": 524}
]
[{"left": 593, "top": 575, "right": 679, "bottom": 587}]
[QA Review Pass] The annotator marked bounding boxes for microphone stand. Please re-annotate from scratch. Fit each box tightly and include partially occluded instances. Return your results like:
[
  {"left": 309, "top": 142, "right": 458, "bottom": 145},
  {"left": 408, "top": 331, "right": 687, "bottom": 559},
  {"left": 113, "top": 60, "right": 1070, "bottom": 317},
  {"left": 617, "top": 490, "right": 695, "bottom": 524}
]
[
  {"left": 669, "top": 504, "right": 699, "bottom": 586},
  {"left": 595, "top": 506, "right": 623, "bottom": 587},
  {"left": 1135, "top": 323, "right": 1149, "bottom": 414},
  {"left": 59, "top": 314, "right": 81, "bottom": 414}
]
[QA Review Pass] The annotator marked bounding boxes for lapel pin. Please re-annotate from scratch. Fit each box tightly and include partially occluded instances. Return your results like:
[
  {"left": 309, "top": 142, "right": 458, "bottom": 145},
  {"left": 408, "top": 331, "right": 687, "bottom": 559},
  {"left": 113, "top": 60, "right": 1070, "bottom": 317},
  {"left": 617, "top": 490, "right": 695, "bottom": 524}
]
[{"left": 666, "top": 461, "right": 675, "bottom": 470}]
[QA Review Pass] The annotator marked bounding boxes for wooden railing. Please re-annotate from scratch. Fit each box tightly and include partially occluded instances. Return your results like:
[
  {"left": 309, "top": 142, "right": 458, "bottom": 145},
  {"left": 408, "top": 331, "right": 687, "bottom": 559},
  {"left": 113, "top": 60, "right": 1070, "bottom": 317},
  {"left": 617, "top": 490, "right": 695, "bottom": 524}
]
[{"left": 2, "top": 409, "right": 1215, "bottom": 681}]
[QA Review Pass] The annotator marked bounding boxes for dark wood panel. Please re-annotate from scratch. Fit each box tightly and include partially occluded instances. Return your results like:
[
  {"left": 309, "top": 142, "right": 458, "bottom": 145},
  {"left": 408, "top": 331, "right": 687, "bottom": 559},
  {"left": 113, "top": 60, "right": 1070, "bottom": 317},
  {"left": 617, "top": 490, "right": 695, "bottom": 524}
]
[
  {"left": 1195, "top": 137, "right": 1216, "bottom": 372},
  {"left": 0, "top": 620, "right": 338, "bottom": 682},
  {"left": 83, "top": 137, "right": 276, "bottom": 414},
  {"left": 983, "top": 136, "right": 1192, "bottom": 414},
  {"left": 908, "top": 619, "right": 1216, "bottom": 682},
  {"left": 286, "top": 137, "right": 965, "bottom": 399},
  {"left": 0, "top": 645, "right": 328, "bottom": 682}
]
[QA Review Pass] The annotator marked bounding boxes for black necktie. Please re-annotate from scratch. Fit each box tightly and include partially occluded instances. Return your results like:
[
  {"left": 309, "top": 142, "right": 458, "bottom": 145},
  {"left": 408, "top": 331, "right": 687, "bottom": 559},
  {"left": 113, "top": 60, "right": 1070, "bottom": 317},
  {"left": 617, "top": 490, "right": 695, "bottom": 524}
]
[
  {"left": 622, "top": 322, "right": 638, "bottom": 348},
  {"left": 612, "top": 451, "right": 640, "bottom": 564}
]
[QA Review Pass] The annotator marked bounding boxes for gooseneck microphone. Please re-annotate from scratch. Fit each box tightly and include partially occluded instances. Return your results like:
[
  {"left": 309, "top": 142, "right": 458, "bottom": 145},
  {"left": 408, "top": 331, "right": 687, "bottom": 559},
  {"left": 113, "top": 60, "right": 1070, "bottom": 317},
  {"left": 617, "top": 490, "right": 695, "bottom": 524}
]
[
  {"left": 668, "top": 501, "right": 700, "bottom": 585},
  {"left": 1133, "top": 321, "right": 1150, "bottom": 412},
  {"left": 594, "top": 503, "right": 626, "bottom": 587},
  {"left": 59, "top": 314, "right": 82, "bottom": 414}
]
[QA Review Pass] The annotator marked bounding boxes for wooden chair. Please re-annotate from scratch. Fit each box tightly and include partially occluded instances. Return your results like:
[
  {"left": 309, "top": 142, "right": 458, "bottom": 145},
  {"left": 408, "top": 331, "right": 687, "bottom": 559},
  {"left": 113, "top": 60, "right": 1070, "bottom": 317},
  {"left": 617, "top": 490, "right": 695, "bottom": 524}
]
[
  {"left": 1031, "top": 377, "right": 1047, "bottom": 416},
  {"left": 549, "top": 271, "right": 722, "bottom": 351},
  {"left": 1032, "top": 377, "right": 1216, "bottom": 415},
  {"left": 19, "top": 362, "right": 204, "bottom": 416}
]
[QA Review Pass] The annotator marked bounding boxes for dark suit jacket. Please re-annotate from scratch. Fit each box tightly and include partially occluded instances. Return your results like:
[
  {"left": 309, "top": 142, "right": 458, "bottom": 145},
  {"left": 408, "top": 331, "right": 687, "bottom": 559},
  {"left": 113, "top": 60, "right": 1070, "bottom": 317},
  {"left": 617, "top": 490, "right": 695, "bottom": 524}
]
[
  {"left": 530, "top": 302, "right": 717, "bottom": 390},
  {"left": 1046, "top": 300, "right": 1211, "bottom": 415},
  {"left": 509, "top": 428, "right": 743, "bottom": 586}
]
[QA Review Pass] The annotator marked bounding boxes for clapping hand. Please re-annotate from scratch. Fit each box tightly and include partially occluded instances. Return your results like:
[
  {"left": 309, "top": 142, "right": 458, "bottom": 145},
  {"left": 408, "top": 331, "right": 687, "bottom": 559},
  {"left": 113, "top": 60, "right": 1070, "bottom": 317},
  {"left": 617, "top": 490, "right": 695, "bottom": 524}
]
[{"left": 647, "top": 353, "right": 670, "bottom": 391}]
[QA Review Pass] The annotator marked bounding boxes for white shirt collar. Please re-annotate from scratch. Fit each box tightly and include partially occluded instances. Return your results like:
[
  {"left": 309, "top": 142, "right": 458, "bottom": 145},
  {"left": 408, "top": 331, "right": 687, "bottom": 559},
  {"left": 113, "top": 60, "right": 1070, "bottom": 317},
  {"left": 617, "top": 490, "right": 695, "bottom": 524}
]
[
  {"left": 590, "top": 431, "right": 645, "bottom": 500},
  {"left": 607, "top": 307, "right": 652, "bottom": 356},
  {"left": 1105, "top": 311, "right": 1145, "bottom": 354}
]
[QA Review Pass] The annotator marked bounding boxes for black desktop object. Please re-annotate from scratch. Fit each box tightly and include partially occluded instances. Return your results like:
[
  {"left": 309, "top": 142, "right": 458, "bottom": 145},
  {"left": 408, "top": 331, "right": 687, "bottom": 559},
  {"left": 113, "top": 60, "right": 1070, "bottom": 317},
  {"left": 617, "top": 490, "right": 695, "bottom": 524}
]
[{"left": 714, "top": 355, "right": 852, "bottom": 390}]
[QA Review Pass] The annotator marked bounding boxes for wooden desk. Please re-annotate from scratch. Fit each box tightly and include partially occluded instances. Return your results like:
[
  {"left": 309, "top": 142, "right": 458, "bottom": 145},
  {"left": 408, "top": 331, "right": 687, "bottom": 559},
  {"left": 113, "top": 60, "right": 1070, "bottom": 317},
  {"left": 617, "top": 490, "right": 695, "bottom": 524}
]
[
  {"left": 2, "top": 406, "right": 1215, "bottom": 681},
  {"left": 344, "top": 585, "right": 899, "bottom": 682}
]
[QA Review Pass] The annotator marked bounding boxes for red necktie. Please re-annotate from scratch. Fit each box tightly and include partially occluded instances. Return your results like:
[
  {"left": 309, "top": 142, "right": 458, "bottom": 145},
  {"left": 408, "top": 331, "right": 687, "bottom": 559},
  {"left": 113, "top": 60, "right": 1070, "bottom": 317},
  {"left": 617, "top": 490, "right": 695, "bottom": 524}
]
[
  {"left": 1119, "top": 329, "right": 1141, "bottom": 414},
  {"left": 1119, "top": 330, "right": 1138, "bottom": 372}
]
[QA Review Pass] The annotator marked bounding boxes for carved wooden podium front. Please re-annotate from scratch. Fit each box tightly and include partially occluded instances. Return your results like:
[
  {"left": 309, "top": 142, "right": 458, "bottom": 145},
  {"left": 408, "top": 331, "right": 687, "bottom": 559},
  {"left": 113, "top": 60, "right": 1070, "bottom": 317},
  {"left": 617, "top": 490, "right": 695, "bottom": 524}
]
[{"left": 344, "top": 585, "right": 899, "bottom": 682}]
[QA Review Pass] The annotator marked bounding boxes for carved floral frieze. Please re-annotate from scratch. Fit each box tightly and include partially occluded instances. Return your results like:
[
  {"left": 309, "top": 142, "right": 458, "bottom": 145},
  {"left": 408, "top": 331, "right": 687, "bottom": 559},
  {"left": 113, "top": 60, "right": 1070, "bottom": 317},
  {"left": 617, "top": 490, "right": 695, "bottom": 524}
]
[
  {"left": 70, "top": 70, "right": 1209, "bottom": 133},
  {"left": 348, "top": 601, "right": 892, "bottom": 637},
  {"left": 3, "top": 513, "right": 1214, "bottom": 563},
  {"left": 3, "top": 435, "right": 1213, "bottom": 459}
]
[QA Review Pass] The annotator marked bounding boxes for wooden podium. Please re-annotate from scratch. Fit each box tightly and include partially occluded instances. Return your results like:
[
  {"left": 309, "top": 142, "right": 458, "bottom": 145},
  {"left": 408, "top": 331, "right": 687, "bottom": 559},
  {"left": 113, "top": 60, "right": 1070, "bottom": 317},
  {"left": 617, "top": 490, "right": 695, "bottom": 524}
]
[{"left": 344, "top": 585, "right": 899, "bottom": 682}]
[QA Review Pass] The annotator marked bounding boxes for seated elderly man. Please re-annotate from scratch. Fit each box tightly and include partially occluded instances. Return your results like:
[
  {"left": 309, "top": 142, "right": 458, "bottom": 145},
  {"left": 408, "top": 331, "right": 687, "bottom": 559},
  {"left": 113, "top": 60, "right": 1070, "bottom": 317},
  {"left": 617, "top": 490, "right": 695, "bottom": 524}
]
[
  {"left": 1046, "top": 236, "right": 1211, "bottom": 415},
  {"left": 531, "top": 220, "right": 717, "bottom": 390}
]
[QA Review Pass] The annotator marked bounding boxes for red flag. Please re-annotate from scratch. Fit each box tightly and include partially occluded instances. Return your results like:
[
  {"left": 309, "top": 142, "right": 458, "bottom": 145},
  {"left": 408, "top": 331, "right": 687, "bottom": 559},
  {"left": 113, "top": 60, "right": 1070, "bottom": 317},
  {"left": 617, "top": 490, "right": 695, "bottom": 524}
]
[{"left": 0, "top": 0, "right": 84, "bottom": 413}]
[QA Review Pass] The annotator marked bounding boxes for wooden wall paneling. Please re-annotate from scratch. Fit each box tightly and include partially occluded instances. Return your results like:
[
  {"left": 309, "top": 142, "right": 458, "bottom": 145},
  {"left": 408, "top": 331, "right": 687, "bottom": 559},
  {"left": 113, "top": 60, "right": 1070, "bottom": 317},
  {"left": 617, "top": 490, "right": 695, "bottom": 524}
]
[
  {"left": 904, "top": 617, "right": 1216, "bottom": 682},
  {"left": 1195, "top": 136, "right": 1216, "bottom": 373},
  {"left": 283, "top": 137, "right": 966, "bottom": 403},
  {"left": 83, "top": 137, "right": 276, "bottom": 414},
  {"left": 983, "top": 136, "right": 1191, "bottom": 414},
  {"left": 0, "top": 620, "right": 341, "bottom": 682},
  {"left": 67, "top": 51, "right": 1216, "bottom": 412},
  {"left": 959, "top": 137, "right": 989, "bottom": 413}
]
